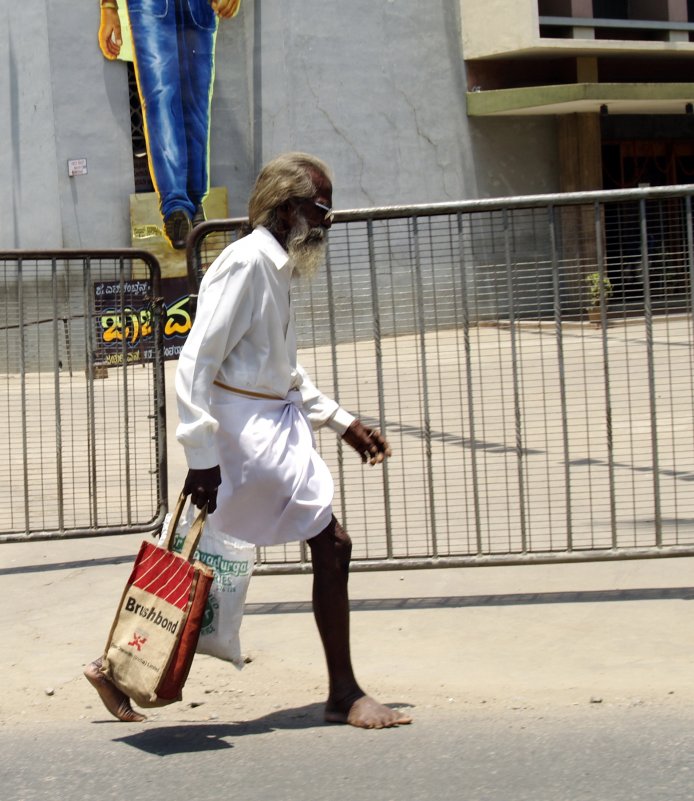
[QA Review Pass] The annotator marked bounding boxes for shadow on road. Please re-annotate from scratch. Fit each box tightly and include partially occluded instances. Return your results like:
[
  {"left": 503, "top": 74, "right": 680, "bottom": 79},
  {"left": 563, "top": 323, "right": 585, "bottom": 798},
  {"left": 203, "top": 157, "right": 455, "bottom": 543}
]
[
  {"left": 110, "top": 699, "right": 415, "bottom": 755},
  {"left": 111, "top": 703, "right": 325, "bottom": 755}
]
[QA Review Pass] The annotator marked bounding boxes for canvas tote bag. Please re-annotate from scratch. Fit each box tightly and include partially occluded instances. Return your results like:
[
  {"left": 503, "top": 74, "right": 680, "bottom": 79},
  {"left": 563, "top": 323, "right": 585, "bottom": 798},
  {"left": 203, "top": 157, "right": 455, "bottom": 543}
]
[{"left": 100, "top": 495, "right": 214, "bottom": 708}]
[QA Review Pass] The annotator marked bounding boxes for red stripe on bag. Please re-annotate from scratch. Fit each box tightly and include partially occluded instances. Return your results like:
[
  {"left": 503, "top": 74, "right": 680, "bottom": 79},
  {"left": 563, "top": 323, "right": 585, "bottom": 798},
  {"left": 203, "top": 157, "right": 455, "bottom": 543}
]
[
  {"left": 140, "top": 555, "right": 188, "bottom": 595},
  {"left": 131, "top": 546, "right": 195, "bottom": 611},
  {"left": 158, "top": 567, "right": 194, "bottom": 608}
]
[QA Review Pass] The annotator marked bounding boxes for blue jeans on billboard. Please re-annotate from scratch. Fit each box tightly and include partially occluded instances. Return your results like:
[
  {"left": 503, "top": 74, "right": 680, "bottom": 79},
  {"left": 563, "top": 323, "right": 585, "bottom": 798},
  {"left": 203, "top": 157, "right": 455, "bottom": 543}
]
[{"left": 128, "top": 0, "right": 218, "bottom": 221}]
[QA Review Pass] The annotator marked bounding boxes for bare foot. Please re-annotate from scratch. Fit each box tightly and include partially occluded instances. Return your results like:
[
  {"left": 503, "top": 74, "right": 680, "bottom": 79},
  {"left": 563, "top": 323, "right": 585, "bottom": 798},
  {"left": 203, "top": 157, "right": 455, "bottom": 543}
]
[
  {"left": 83, "top": 658, "right": 146, "bottom": 723},
  {"left": 325, "top": 694, "right": 413, "bottom": 729}
]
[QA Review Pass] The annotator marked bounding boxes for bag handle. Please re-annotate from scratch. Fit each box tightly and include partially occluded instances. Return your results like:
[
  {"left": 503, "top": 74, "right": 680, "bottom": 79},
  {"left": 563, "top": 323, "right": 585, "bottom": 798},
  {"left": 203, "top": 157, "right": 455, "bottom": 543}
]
[{"left": 161, "top": 491, "right": 208, "bottom": 563}]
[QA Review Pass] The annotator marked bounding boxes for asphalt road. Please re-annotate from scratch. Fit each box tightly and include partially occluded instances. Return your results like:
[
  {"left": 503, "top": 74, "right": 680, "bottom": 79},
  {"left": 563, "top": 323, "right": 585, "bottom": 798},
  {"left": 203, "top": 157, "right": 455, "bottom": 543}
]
[
  {"left": 3, "top": 539, "right": 694, "bottom": 801},
  {"left": 3, "top": 704, "right": 694, "bottom": 801}
]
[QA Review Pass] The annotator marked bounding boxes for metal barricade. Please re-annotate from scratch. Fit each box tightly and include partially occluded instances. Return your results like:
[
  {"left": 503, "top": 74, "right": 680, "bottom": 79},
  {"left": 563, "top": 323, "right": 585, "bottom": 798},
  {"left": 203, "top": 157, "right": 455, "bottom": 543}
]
[
  {"left": 188, "top": 185, "right": 694, "bottom": 572},
  {"left": 0, "top": 250, "right": 168, "bottom": 542}
]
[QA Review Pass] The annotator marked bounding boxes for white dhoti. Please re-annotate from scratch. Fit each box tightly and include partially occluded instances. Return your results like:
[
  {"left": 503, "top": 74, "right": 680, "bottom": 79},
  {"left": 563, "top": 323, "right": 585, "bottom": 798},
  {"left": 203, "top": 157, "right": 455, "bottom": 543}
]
[{"left": 207, "top": 385, "right": 334, "bottom": 546}]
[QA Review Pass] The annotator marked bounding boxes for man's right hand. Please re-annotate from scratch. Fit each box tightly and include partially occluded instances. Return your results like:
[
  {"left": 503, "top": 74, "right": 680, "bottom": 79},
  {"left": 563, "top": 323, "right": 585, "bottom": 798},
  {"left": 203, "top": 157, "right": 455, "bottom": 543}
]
[
  {"left": 212, "top": 0, "right": 242, "bottom": 19},
  {"left": 184, "top": 466, "right": 222, "bottom": 513},
  {"left": 98, "top": 7, "right": 122, "bottom": 60}
]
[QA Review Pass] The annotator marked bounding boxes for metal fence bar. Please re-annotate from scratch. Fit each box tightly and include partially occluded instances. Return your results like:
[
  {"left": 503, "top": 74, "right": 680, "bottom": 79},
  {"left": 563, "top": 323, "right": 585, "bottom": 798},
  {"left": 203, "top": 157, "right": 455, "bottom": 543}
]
[
  {"left": 118, "top": 259, "right": 133, "bottom": 527},
  {"left": 688, "top": 196, "right": 694, "bottom": 349},
  {"left": 366, "top": 218, "right": 394, "bottom": 558},
  {"left": 83, "top": 257, "right": 99, "bottom": 528},
  {"left": 0, "top": 249, "right": 168, "bottom": 542},
  {"left": 549, "top": 205, "right": 574, "bottom": 551},
  {"left": 459, "top": 212, "right": 483, "bottom": 556},
  {"left": 323, "top": 243, "right": 347, "bottom": 536},
  {"left": 411, "top": 216, "right": 437, "bottom": 557},
  {"left": 150, "top": 259, "right": 169, "bottom": 523},
  {"left": 594, "top": 201, "right": 617, "bottom": 548},
  {"left": 504, "top": 208, "right": 528, "bottom": 553},
  {"left": 183, "top": 184, "right": 694, "bottom": 572},
  {"left": 640, "top": 198, "right": 663, "bottom": 547},
  {"left": 51, "top": 258, "right": 65, "bottom": 533},
  {"left": 18, "top": 258, "right": 30, "bottom": 535},
  {"left": 5, "top": 184, "right": 694, "bottom": 568}
]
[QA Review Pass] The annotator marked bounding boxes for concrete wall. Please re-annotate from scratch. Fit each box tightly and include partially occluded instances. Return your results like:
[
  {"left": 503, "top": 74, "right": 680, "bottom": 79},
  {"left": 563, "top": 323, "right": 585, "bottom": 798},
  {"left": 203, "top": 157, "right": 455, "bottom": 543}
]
[
  {"left": 3, "top": 4, "right": 63, "bottom": 249},
  {"left": 3, "top": 3, "right": 135, "bottom": 248},
  {"left": 2, "top": 0, "right": 559, "bottom": 250},
  {"left": 469, "top": 116, "right": 559, "bottom": 197}
]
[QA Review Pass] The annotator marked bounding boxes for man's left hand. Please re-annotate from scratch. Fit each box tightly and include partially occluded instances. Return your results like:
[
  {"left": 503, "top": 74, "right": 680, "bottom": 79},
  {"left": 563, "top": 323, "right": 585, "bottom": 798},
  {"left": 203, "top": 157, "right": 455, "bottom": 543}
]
[{"left": 342, "top": 420, "right": 392, "bottom": 465}]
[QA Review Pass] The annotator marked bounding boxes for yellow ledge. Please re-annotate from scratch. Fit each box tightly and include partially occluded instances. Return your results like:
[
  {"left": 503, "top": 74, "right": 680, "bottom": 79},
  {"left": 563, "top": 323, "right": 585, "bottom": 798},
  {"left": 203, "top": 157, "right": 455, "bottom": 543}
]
[{"left": 466, "top": 82, "right": 694, "bottom": 116}]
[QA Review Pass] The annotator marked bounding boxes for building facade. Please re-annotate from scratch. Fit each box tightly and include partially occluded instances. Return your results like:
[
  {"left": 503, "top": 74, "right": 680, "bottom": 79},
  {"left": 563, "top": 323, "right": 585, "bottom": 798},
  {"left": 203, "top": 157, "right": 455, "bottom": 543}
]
[
  {"left": 464, "top": 0, "right": 694, "bottom": 192},
  {"left": 2, "top": 1, "right": 693, "bottom": 252}
]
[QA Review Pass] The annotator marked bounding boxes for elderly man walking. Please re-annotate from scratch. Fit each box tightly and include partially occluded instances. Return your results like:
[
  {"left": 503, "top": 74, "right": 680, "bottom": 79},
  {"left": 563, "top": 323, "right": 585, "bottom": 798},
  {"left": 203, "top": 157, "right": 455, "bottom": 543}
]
[{"left": 85, "top": 152, "right": 412, "bottom": 729}]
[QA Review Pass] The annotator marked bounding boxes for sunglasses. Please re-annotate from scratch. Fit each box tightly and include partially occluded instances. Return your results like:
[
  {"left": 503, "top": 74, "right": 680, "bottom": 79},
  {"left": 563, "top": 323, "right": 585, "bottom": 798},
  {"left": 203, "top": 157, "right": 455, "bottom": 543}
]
[{"left": 294, "top": 198, "right": 334, "bottom": 223}]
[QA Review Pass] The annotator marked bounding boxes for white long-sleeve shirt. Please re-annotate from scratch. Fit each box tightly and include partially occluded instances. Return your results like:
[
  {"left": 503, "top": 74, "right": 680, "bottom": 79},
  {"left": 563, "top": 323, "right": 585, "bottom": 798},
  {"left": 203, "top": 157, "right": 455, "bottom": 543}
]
[{"left": 176, "top": 226, "right": 355, "bottom": 469}]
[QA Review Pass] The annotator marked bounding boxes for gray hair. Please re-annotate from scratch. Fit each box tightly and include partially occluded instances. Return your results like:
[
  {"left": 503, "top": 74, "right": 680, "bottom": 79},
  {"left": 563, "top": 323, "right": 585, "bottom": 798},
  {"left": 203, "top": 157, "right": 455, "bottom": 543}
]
[{"left": 248, "top": 152, "right": 332, "bottom": 230}]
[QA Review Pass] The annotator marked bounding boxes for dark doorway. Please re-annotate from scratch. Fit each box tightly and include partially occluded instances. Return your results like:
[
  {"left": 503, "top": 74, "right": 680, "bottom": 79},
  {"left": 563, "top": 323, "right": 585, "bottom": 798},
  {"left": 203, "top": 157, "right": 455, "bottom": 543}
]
[
  {"left": 603, "top": 140, "right": 694, "bottom": 189},
  {"left": 601, "top": 138, "right": 694, "bottom": 306}
]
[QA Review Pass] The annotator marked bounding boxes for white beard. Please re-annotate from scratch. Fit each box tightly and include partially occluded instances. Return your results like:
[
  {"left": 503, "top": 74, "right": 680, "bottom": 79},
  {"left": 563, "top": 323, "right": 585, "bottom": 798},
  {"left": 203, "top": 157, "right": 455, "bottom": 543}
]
[{"left": 287, "top": 217, "right": 328, "bottom": 280}]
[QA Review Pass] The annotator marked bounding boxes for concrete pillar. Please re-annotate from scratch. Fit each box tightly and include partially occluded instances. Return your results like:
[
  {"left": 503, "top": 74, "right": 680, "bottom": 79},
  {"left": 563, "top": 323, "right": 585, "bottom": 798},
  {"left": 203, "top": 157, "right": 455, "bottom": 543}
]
[
  {"left": 576, "top": 57, "right": 599, "bottom": 82},
  {"left": 558, "top": 113, "right": 602, "bottom": 193},
  {"left": 558, "top": 113, "right": 602, "bottom": 296}
]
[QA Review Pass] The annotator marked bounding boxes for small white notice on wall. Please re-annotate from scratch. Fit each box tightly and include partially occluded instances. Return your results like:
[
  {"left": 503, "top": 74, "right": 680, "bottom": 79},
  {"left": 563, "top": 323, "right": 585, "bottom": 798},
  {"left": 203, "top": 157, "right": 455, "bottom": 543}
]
[{"left": 68, "top": 159, "right": 88, "bottom": 177}]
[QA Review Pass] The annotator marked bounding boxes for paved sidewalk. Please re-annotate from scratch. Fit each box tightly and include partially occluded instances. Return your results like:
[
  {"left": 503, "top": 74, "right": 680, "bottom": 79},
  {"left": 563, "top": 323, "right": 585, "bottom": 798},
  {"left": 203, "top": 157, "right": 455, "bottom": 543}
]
[
  {"left": 1, "top": 361, "right": 694, "bottom": 726},
  {"left": 2, "top": 521, "right": 694, "bottom": 726}
]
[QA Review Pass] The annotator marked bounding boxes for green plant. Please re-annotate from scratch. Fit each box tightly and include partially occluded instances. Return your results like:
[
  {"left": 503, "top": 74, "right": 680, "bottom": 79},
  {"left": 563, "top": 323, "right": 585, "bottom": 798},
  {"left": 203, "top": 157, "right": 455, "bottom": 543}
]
[{"left": 585, "top": 271, "right": 613, "bottom": 310}]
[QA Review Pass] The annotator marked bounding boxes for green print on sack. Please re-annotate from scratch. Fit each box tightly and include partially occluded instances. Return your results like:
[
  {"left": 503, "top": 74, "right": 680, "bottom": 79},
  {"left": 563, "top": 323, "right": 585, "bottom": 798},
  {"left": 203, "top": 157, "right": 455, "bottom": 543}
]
[{"left": 201, "top": 596, "right": 219, "bottom": 635}]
